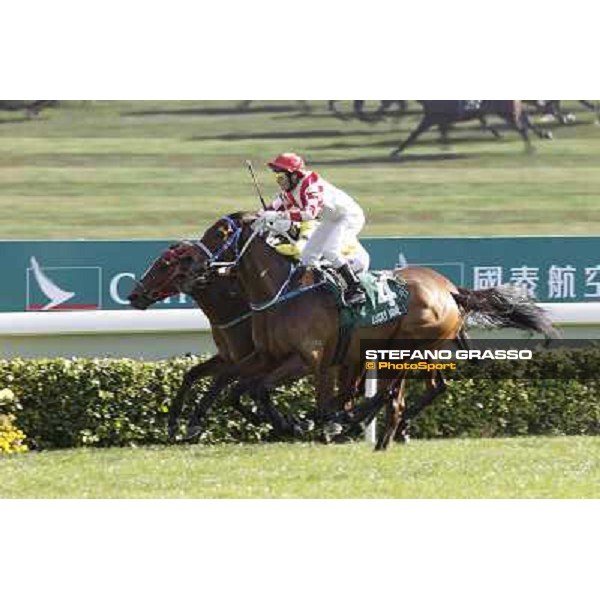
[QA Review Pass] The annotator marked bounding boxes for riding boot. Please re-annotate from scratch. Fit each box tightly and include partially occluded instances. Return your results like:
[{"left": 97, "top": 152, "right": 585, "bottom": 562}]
[{"left": 337, "top": 263, "right": 366, "bottom": 306}]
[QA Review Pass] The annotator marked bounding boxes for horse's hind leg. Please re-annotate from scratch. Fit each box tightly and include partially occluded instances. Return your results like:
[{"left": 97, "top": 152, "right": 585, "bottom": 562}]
[
  {"left": 455, "top": 325, "right": 472, "bottom": 352},
  {"left": 375, "top": 376, "right": 407, "bottom": 451},
  {"left": 501, "top": 109, "right": 535, "bottom": 152},
  {"left": 525, "top": 112, "right": 553, "bottom": 139},
  {"left": 252, "top": 354, "right": 313, "bottom": 439},
  {"left": 579, "top": 100, "right": 600, "bottom": 124},
  {"left": 506, "top": 108, "right": 551, "bottom": 148},
  {"left": 400, "top": 370, "right": 448, "bottom": 435}
]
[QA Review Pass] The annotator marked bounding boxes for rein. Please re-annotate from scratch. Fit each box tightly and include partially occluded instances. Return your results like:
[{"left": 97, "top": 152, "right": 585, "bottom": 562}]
[{"left": 199, "top": 215, "right": 326, "bottom": 313}]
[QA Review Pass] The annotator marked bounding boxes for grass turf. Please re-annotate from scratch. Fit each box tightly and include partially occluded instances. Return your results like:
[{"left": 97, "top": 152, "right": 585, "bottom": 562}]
[
  {"left": 1, "top": 100, "right": 599, "bottom": 239},
  {"left": 1, "top": 436, "right": 599, "bottom": 498}
]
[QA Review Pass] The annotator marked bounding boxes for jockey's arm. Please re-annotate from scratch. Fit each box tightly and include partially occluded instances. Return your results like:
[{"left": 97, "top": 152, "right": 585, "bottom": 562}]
[
  {"left": 265, "top": 194, "right": 285, "bottom": 211},
  {"left": 290, "top": 180, "right": 324, "bottom": 222},
  {"left": 288, "top": 207, "right": 316, "bottom": 222}
]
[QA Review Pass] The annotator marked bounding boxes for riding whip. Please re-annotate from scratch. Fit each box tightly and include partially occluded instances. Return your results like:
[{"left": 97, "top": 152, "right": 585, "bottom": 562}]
[{"left": 246, "top": 160, "right": 267, "bottom": 210}]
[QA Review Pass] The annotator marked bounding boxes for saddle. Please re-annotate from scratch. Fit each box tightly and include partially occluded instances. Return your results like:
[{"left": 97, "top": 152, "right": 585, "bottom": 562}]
[
  {"left": 266, "top": 226, "right": 410, "bottom": 363},
  {"left": 267, "top": 224, "right": 409, "bottom": 321},
  {"left": 292, "top": 265, "right": 410, "bottom": 326},
  {"left": 457, "top": 100, "right": 483, "bottom": 117}
]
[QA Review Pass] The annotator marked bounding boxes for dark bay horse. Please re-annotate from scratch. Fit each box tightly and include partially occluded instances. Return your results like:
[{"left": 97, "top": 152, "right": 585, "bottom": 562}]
[
  {"left": 191, "top": 212, "right": 558, "bottom": 450},
  {"left": 391, "top": 100, "right": 552, "bottom": 156},
  {"left": 127, "top": 242, "right": 305, "bottom": 440}
]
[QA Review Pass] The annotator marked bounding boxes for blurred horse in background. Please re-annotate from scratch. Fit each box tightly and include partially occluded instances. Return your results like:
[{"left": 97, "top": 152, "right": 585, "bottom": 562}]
[{"left": 391, "top": 100, "right": 552, "bottom": 156}]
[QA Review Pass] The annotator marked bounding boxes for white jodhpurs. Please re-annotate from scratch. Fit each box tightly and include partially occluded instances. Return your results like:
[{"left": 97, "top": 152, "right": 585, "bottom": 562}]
[
  {"left": 346, "top": 240, "right": 370, "bottom": 274},
  {"left": 300, "top": 213, "right": 366, "bottom": 270}
]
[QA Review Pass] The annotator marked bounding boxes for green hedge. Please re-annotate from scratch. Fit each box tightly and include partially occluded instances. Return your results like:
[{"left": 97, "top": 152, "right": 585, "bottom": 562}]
[
  {"left": 0, "top": 388, "right": 28, "bottom": 454},
  {"left": 0, "top": 350, "right": 599, "bottom": 449}
]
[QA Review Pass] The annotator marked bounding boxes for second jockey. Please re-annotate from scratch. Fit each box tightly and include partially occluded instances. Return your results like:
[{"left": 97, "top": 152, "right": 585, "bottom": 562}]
[{"left": 260, "top": 152, "right": 367, "bottom": 306}]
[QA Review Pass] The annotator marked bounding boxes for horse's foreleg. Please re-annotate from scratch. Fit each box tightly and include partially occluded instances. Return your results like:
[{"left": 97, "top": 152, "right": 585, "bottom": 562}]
[
  {"left": 252, "top": 354, "right": 312, "bottom": 439},
  {"left": 168, "top": 355, "right": 225, "bottom": 440},
  {"left": 480, "top": 115, "right": 502, "bottom": 138},
  {"left": 391, "top": 116, "right": 433, "bottom": 156},
  {"left": 185, "top": 371, "right": 238, "bottom": 441}
]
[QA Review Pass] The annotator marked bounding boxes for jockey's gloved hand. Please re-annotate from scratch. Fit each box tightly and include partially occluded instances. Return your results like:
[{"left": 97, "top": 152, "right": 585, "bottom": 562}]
[
  {"left": 270, "top": 214, "right": 292, "bottom": 234},
  {"left": 259, "top": 210, "right": 280, "bottom": 220}
]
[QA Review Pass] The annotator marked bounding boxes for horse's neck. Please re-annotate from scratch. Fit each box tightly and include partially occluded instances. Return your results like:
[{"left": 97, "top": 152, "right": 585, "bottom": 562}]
[
  {"left": 190, "top": 281, "right": 249, "bottom": 323},
  {"left": 238, "top": 236, "right": 293, "bottom": 305}
]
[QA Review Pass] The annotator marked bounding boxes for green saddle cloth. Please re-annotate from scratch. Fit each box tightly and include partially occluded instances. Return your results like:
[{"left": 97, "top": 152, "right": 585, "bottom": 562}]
[
  {"left": 342, "top": 271, "right": 409, "bottom": 329},
  {"left": 329, "top": 270, "right": 409, "bottom": 364}
]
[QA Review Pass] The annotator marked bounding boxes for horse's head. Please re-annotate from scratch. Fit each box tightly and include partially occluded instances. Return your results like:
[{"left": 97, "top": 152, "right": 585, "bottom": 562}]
[
  {"left": 193, "top": 212, "right": 259, "bottom": 277},
  {"left": 128, "top": 241, "right": 205, "bottom": 310}
]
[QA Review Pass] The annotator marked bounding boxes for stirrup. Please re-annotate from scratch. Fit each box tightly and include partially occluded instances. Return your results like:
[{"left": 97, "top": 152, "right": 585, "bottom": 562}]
[{"left": 344, "top": 286, "right": 366, "bottom": 306}]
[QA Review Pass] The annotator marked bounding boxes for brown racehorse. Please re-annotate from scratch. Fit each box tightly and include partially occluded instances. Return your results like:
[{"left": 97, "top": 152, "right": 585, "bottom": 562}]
[
  {"left": 191, "top": 212, "right": 558, "bottom": 450},
  {"left": 127, "top": 242, "right": 307, "bottom": 440}
]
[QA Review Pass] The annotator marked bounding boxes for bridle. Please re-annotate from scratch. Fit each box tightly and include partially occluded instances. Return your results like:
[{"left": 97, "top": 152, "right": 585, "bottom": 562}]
[
  {"left": 133, "top": 244, "right": 197, "bottom": 303},
  {"left": 196, "top": 215, "right": 307, "bottom": 312},
  {"left": 195, "top": 215, "right": 261, "bottom": 270}
]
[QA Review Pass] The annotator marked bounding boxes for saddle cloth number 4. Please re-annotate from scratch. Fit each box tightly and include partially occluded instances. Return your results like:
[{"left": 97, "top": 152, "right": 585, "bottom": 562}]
[{"left": 376, "top": 278, "right": 398, "bottom": 307}]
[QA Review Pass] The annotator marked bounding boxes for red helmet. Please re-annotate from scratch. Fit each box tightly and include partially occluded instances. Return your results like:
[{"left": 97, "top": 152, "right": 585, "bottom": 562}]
[{"left": 267, "top": 153, "right": 306, "bottom": 173}]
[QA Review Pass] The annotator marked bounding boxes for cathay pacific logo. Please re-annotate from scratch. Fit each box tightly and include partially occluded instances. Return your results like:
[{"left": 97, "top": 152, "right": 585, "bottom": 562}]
[{"left": 26, "top": 257, "right": 102, "bottom": 311}]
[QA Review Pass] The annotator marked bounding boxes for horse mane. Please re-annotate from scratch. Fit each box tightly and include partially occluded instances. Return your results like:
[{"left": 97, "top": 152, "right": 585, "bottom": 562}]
[{"left": 227, "top": 210, "right": 256, "bottom": 224}]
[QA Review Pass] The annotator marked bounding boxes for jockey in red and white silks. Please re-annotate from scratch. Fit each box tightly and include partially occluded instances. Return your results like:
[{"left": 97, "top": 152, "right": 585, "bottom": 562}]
[{"left": 260, "top": 152, "right": 367, "bottom": 305}]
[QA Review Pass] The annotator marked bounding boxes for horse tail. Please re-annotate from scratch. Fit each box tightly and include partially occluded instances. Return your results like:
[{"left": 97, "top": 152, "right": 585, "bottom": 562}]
[{"left": 452, "top": 285, "right": 559, "bottom": 340}]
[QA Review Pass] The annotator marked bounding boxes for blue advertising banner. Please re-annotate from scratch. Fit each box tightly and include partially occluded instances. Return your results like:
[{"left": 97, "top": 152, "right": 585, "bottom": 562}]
[
  {"left": 367, "top": 236, "right": 600, "bottom": 303},
  {"left": 0, "top": 236, "right": 598, "bottom": 312}
]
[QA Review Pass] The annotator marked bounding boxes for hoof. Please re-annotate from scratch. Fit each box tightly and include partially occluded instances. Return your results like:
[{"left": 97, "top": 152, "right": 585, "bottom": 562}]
[
  {"left": 290, "top": 421, "right": 313, "bottom": 438},
  {"left": 184, "top": 425, "right": 202, "bottom": 442},
  {"left": 295, "top": 418, "right": 315, "bottom": 434},
  {"left": 323, "top": 421, "right": 343, "bottom": 438},
  {"left": 331, "top": 434, "right": 354, "bottom": 444}
]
